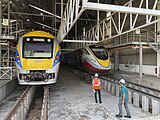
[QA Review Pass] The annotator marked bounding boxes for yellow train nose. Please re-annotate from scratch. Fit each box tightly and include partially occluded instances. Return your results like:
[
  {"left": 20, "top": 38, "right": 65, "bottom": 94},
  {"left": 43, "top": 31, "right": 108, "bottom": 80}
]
[
  {"left": 97, "top": 58, "right": 110, "bottom": 67},
  {"left": 22, "top": 59, "right": 53, "bottom": 70}
]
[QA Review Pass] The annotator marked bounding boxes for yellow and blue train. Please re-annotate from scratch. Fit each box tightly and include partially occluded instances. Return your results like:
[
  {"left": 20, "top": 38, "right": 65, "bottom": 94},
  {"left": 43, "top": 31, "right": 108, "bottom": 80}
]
[
  {"left": 62, "top": 45, "right": 111, "bottom": 73},
  {"left": 15, "top": 31, "right": 60, "bottom": 85}
]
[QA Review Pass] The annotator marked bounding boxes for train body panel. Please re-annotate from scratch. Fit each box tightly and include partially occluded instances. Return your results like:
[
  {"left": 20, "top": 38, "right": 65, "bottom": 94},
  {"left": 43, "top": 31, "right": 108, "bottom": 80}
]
[
  {"left": 62, "top": 45, "right": 111, "bottom": 73},
  {"left": 16, "top": 31, "right": 60, "bottom": 85},
  {"left": 82, "top": 46, "right": 111, "bottom": 73},
  {"left": 22, "top": 59, "right": 53, "bottom": 69}
]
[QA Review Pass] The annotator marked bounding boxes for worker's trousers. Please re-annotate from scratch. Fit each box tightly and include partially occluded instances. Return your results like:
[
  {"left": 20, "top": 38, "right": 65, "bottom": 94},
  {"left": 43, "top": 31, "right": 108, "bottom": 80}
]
[
  {"left": 118, "top": 100, "right": 131, "bottom": 116},
  {"left": 94, "top": 89, "right": 102, "bottom": 103}
]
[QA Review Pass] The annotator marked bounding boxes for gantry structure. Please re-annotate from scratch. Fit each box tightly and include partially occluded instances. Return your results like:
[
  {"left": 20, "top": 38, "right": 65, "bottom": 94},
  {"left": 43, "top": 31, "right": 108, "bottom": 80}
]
[
  {"left": 57, "top": 0, "right": 160, "bottom": 78},
  {"left": 0, "top": 0, "right": 160, "bottom": 79}
]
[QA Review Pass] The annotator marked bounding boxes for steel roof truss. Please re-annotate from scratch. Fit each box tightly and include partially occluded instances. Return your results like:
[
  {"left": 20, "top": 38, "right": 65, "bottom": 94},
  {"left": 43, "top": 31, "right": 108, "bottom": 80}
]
[{"left": 57, "top": 0, "right": 160, "bottom": 50}]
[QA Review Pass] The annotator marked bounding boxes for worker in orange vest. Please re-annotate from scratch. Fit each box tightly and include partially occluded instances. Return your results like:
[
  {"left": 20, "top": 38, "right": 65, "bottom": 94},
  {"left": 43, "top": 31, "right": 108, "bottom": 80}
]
[{"left": 92, "top": 73, "right": 102, "bottom": 104}]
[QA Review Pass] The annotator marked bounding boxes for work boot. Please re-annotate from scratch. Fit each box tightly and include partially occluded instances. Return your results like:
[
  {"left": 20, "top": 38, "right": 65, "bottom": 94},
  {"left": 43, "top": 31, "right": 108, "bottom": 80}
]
[
  {"left": 115, "top": 114, "right": 122, "bottom": 118},
  {"left": 124, "top": 115, "right": 131, "bottom": 118}
]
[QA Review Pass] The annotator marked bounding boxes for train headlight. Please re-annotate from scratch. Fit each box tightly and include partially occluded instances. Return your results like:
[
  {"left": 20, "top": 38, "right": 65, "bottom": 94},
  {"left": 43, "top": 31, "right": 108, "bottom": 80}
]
[
  {"left": 53, "top": 50, "right": 60, "bottom": 68},
  {"left": 47, "top": 39, "right": 51, "bottom": 42},
  {"left": 26, "top": 38, "right": 30, "bottom": 41}
]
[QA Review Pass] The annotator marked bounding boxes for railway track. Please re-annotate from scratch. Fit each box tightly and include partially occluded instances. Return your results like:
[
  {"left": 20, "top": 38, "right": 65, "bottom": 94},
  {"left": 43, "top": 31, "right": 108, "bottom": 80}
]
[
  {"left": 81, "top": 72, "right": 160, "bottom": 115},
  {"left": 101, "top": 76, "right": 160, "bottom": 115},
  {"left": 4, "top": 86, "right": 49, "bottom": 120},
  {"left": 41, "top": 86, "right": 49, "bottom": 120},
  {"left": 102, "top": 76, "right": 160, "bottom": 99},
  {"left": 80, "top": 71, "right": 160, "bottom": 100}
]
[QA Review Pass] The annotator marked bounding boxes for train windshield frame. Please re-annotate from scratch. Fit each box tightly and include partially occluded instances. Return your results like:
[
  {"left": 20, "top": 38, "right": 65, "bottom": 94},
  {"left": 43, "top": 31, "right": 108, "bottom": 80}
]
[
  {"left": 22, "top": 37, "right": 54, "bottom": 59},
  {"left": 89, "top": 46, "right": 108, "bottom": 60}
]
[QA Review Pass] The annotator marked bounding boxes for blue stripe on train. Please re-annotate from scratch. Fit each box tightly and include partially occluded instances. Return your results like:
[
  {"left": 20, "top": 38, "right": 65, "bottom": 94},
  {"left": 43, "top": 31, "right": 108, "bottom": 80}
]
[
  {"left": 15, "top": 50, "right": 22, "bottom": 68},
  {"left": 53, "top": 50, "right": 60, "bottom": 68}
]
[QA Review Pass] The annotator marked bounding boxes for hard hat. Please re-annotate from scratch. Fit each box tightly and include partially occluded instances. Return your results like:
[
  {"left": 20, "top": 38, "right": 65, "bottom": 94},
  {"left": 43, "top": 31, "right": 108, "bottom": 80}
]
[
  {"left": 95, "top": 73, "right": 98, "bottom": 77},
  {"left": 119, "top": 79, "right": 125, "bottom": 84}
]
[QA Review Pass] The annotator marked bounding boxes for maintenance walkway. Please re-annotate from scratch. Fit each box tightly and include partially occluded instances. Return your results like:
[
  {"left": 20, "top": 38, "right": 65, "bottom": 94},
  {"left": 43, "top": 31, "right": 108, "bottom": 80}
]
[{"left": 48, "top": 65, "right": 158, "bottom": 120}]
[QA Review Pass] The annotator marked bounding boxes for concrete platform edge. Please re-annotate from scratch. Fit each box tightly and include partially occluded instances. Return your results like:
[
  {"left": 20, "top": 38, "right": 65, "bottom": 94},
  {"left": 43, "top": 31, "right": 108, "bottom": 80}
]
[{"left": 0, "top": 79, "right": 18, "bottom": 102}]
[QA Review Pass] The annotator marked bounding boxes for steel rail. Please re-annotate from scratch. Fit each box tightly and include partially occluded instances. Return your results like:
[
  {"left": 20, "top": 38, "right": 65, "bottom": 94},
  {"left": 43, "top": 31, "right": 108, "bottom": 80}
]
[
  {"left": 41, "top": 86, "right": 49, "bottom": 120},
  {"left": 102, "top": 77, "right": 160, "bottom": 100}
]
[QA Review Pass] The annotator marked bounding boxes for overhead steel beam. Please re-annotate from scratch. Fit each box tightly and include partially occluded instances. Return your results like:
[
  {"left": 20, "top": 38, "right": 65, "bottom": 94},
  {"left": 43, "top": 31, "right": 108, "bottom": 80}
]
[
  {"left": 29, "top": 4, "right": 61, "bottom": 19},
  {"left": 57, "top": 0, "right": 160, "bottom": 53},
  {"left": 63, "top": 39, "right": 98, "bottom": 43},
  {"left": 57, "top": 0, "right": 160, "bottom": 43},
  {"left": 100, "top": 19, "right": 160, "bottom": 43},
  {"left": 83, "top": 0, "right": 160, "bottom": 16},
  {"left": 1, "top": 0, "right": 9, "bottom": 3},
  {"left": 0, "top": 36, "right": 14, "bottom": 39},
  {"left": 35, "top": 21, "right": 57, "bottom": 31},
  {"left": 81, "top": 0, "right": 160, "bottom": 45},
  {"left": 10, "top": 12, "right": 53, "bottom": 18},
  {"left": 57, "top": 0, "right": 85, "bottom": 42}
]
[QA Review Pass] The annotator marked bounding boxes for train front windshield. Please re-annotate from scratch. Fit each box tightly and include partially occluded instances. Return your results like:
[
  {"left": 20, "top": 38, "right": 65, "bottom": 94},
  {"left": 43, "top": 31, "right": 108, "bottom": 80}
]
[
  {"left": 23, "top": 37, "right": 53, "bottom": 58},
  {"left": 91, "top": 47, "right": 108, "bottom": 60}
]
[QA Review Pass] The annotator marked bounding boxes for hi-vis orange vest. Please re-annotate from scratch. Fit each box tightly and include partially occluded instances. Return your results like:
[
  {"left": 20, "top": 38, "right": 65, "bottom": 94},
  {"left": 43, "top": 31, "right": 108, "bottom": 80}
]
[{"left": 92, "top": 78, "right": 101, "bottom": 89}]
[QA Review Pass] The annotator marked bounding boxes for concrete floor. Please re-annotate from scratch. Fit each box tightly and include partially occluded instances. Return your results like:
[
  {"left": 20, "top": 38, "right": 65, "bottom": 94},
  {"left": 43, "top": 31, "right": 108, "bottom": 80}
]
[
  {"left": 0, "top": 65, "right": 159, "bottom": 120},
  {"left": 48, "top": 65, "right": 157, "bottom": 120}
]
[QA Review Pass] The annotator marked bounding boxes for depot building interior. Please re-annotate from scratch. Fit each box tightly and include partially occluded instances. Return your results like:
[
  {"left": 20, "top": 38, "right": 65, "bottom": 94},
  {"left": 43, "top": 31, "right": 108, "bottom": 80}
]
[
  {"left": 0, "top": 0, "right": 160, "bottom": 78},
  {"left": 0, "top": 0, "right": 160, "bottom": 119}
]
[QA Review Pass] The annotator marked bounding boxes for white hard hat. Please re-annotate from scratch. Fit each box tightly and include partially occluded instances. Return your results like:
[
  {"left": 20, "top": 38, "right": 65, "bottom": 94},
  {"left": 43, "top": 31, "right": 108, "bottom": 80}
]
[
  {"left": 119, "top": 79, "right": 125, "bottom": 84},
  {"left": 95, "top": 73, "right": 98, "bottom": 77}
]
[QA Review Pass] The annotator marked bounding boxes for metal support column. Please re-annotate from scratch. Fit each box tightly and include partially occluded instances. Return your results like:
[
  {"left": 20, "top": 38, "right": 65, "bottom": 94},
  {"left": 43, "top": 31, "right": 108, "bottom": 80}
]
[
  {"left": 157, "top": 0, "right": 160, "bottom": 78},
  {"left": 83, "top": 27, "right": 86, "bottom": 46},
  {"left": 97, "top": 0, "right": 99, "bottom": 41},
  {"left": 146, "top": 0, "right": 149, "bottom": 23},
  {"left": 0, "top": 45, "right": 1, "bottom": 67},
  {"left": 8, "top": 0, "right": 10, "bottom": 35},
  {"left": 139, "top": 44, "right": 143, "bottom": 79},
  {"left": 8, "top": 45, "right": 9, "bottom": 67},
  {"left": 114, "top": 51, "right": 119, "bottom": 71},
  {"left": 130, "top": 1, "right": 133, "bottom": 29},
  {"left": 54, "top": 0, "right": 57, "bottom": 35},
  {"left": 0, "top": 1, "right": 2, "bottom": 37},
  {"left": 61, "top": 0, "right": 63, "bottom": 42},
  {"left": 157, "top": 52, "right": 160, "bottom": 78},
  {"left": 16, "top": 20, "right": 18, "bottom": 39}
]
